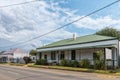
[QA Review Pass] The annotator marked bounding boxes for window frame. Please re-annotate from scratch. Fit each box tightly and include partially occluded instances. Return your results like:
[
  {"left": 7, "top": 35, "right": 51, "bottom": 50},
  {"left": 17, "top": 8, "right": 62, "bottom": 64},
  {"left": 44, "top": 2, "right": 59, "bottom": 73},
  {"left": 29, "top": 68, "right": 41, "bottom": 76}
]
[
  {"left": 71, "top": 50, "right": 76, "bottom": 60},
  {"left": 51, "top": 51, "right": 56, "bottom": 60},
  {"left": 60, "top": 51, "right": 65, "bottom": 60}
]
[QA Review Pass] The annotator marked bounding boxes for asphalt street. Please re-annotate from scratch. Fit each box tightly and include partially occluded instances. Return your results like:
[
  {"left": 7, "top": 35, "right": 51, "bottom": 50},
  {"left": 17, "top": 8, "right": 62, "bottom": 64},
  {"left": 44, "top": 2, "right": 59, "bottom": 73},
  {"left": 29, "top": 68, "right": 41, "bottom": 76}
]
[{"left": 0, "top": 65, "right": 120, "bottom": 80}]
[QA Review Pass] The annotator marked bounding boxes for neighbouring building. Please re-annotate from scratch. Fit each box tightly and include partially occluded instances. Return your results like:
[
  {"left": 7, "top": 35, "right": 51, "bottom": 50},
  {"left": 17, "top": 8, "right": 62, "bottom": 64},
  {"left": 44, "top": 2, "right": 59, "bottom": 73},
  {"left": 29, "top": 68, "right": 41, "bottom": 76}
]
[
  {"left": 36, "top": 34, "right": 120, "bottom": 68},
  {"left": 30, "top": 55, "right": 36, "bottom": 62},
  {"left": 0, "top": 48, "right": 29, "bottom": 63}
]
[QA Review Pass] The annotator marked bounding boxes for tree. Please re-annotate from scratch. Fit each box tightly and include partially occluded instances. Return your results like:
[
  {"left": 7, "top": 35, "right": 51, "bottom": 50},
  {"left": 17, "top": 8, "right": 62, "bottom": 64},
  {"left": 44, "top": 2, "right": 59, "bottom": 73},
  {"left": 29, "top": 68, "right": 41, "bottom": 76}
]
[
  {"left": 96, "top": 27, "right": 120, "bottom": 40},
  {"left": 93, "top": 51, "right": 106, "bottom": 70},
  {"left": 23, "top": 56, "right": 31, "bottom": 64},
  {"left": 29, "top": 49, "right": 37, "bottom": 56}
]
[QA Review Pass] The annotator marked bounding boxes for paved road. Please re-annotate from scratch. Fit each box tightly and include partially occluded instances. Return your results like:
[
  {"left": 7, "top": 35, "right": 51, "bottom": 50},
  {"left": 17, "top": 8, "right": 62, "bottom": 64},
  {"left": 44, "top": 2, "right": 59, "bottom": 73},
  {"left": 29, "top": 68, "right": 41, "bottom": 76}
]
[{"left": 0, "top": 65, "right": 120, "bottom": 80}]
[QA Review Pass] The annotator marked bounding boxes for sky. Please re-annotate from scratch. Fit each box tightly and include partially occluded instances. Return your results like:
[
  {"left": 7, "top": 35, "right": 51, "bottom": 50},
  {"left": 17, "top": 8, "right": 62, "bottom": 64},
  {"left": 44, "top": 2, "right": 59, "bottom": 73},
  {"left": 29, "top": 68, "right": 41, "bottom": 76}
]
[{"left": 0, "top": 0, "right": 120, "bottom": 51}]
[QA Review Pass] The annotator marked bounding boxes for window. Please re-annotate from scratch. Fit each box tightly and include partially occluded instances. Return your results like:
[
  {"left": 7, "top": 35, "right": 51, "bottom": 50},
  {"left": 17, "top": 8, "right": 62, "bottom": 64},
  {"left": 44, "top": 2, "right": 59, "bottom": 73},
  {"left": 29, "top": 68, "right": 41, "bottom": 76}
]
[
  {"left": 39, "top": 52, "right": 42, "bottom": 59},
  {"left": 51, "top": 51, "right": 56, "bottom": 60},
  {"left": 60, "top": 51, "right": 65, "bottom": 60},
  {"left": 33, "top": 57, "right": 35, "bottom": 60},
  {"left": 44, "top": 55, "right": 47, "bottom": 60},
  {"left": 71, "top": 50, "right": 76, "bottom": 60}
]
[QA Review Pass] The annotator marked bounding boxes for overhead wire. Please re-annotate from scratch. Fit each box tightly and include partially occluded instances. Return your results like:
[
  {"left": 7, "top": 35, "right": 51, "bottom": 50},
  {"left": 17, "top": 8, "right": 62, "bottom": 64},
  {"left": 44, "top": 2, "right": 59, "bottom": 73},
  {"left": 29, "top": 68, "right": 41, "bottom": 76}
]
[
  {"left": 0, "top": 0, "right": 120, "bottom": 49},
  {"left": 0, "top": 0, "right": 39, "bottom": 8}
]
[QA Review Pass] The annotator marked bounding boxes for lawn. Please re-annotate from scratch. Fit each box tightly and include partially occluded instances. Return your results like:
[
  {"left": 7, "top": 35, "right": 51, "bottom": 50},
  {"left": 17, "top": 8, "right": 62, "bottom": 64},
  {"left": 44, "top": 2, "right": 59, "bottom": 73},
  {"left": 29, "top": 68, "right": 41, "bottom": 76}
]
[
  {"left": 8, "top": 63, "right": 25, "bottom": 66},
  {"left": 6, "top": 63, "right": 120, "bottom": 75},
  {"left": 27, "top": 64, "right": 118, "bottom": 74}
]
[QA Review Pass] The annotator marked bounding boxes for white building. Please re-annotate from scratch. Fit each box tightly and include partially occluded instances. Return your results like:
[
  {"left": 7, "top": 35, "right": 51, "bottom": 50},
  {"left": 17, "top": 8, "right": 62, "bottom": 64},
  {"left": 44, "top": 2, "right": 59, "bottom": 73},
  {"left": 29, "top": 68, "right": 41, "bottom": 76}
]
[
  {"left": 30, "top": 56, "right": 36, "bottom": 62},
  {"left": 0, "top": 48, "right": 29, "bottom": 63},
  {"left": 36, "top": 34, "right": 120, "bottom": 68}
]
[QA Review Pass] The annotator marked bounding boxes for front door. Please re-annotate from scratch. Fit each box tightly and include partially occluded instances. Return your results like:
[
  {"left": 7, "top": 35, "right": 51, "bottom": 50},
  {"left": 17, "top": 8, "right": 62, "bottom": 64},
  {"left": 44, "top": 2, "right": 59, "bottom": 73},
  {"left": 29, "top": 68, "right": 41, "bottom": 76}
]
[
  {"left": 60, "top": 51, "right": 65, "bottom": 60},
  {"left": 71, "top": 50, "right": 76, "bottom": 60},
  {"left": 44, "top": 55, "right": 47, "bottom": 60}
]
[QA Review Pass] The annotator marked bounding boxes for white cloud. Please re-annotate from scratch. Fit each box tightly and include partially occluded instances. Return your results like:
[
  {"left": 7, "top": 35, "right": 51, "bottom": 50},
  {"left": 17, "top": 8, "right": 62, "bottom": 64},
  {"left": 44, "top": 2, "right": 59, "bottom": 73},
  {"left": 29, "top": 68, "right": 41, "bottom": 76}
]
[
  {"left": 0, "top": 0, "right": 120, "bottom": 51},
  {"left": 0, "top": 0, "right": 74, "bottom": 50},
  {"left": 71, "top": 16, "right": 120, "bottom": 30}
]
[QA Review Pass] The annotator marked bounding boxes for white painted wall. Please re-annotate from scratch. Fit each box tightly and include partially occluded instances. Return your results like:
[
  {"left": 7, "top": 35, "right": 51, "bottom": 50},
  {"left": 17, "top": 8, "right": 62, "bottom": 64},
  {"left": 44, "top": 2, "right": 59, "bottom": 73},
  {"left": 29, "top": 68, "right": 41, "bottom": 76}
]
[
  {"left": 36, "top": 53, "right": 40, "bottom": 60},
  {"left": 105, "top": 48, "right": 112, "bottom": 66},
  {"left": 65, "top": 51, "right": 68, "bottom": 60},
  {"left": 81, "top": 53, "right": 93, "bottom": 60},
  {"left": 105, "top": 48, "right": 112, "bottom": 59},
  {"left": 37, "top": 40, "right": 120, "bottom": 67},
  {"left": 76, "top": 50, "right": 79, "bottom": 61},
  {"left": 13, "top": 52, "right": 29, "bottom": 59}
]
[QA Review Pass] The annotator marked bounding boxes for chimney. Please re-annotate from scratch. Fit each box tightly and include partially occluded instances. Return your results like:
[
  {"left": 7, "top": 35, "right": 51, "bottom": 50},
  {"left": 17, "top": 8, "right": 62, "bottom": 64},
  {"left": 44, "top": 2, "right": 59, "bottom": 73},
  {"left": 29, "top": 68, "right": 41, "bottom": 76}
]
[{"left": 73, "top": 33, "right": 76, "bottom": 40}]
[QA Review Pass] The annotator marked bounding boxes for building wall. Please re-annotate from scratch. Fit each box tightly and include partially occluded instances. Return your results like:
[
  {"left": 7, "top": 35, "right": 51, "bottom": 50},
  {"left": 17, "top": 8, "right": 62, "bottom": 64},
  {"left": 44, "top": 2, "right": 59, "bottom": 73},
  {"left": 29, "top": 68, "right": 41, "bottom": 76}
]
[
  {"left": 30, "top": 56, "right": 36, "bottom": 62},
  {"left": 41, "top": 52, "right": 51, "bottom": 60},
  {"left": 37, "top": 39, "right": 119, "bottom": 67},
  {"left": 36, "top": 53, "right": 40, "bottom": 60},
  {"left": 37, "top": 47, "right": 120, "bottom": 68},
  {"left": 13, "top": 52, "right": 29, "bottom": 63},
  {"left": 39, "top": 48, "right": 105, "bottom": 65},
  {"left": 105, "top": 48, "right": 112, "bottom": 66},
  {"left": 13, "top": 52, "right": 29, "bottom": 58},
  {"left": 118, "top": 41, "right": 120, "bottom": 66},
  {"left": 80, "top": 48, "right": 104, "bottom": 65},
  {"left": 105, "top": 48, "right": 112, "bottom": 59},
  {"left": 0, "top": 54, "right": 13, "bottom": 63}
]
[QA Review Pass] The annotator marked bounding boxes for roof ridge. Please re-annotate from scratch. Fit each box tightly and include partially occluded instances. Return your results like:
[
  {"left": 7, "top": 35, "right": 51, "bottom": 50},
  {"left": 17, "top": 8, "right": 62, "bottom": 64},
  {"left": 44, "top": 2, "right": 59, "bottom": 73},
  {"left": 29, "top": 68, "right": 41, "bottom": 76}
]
[
  {"left": 94, "top": 34, "right": 116, "bottom": 38},
  {"left": 41, "top": 34, "right": 94, "bottom": 47},
  {"left": 51, "top": 34, "right": 95, "bottom": 42},
  {"left": 38, "top": 34, "right": 117, "bottom": 49}
]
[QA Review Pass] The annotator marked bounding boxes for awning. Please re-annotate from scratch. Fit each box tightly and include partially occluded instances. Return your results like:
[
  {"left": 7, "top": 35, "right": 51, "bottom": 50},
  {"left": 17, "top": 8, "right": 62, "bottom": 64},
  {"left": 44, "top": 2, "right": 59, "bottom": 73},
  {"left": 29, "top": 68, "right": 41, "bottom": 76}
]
[
  {"left": 37, "top": 44, "right": 116, "bottom": 52},
  {"left": 83, "top": 45, "right": 115, "bottom": 48}
]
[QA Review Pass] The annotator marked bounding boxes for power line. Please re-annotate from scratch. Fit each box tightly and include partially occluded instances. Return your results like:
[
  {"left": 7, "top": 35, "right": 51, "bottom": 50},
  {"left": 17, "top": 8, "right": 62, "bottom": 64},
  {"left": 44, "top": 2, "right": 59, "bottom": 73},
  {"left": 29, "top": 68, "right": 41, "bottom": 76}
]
[
  {"left": 0, "top": 0, "right": 120, "bottom": 48},
  {"left": 0, "top": 0, "right": 39, "bottom": 8}
]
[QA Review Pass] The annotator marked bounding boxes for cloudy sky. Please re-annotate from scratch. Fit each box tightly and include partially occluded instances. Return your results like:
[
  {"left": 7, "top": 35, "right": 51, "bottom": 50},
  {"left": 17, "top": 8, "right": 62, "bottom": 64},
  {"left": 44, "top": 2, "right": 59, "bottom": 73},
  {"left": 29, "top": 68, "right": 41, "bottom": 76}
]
[{"left": 0, "top": 0, "right": 120, "bottom": 51}]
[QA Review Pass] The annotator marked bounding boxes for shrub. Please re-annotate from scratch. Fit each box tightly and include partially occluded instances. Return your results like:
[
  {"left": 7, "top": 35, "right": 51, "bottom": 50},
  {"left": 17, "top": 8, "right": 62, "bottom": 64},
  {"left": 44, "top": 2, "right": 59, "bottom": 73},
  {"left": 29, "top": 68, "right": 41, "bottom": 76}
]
[
  {"left": 60, "top": 60, "right": 79, "bottom": 67},
  {"left": 67, "top": 60, "right": 73, "bottom": 67},
  {"left": 72, "top": 60, "right": 79, "bottom": 67},
  {"left": 80, "top": 59, "right": 90, "bottom": 68},
  {"left": 93, "top": 51, "right": 106, "bottom": 70},
  {"left": 23, "top": 56, "right": 31, "bottom": 64},
  {"left": 94, "top": 59, "right": 105, "bottom": 70},
  {"left": 94, "top": 60, "right": 100, "bottom": 69},
  {"left": 60, "top": 59, "right": 68, "bottom": 66},
  {"left": 35, "top": 59, "right": 48, "bottom": 65}
]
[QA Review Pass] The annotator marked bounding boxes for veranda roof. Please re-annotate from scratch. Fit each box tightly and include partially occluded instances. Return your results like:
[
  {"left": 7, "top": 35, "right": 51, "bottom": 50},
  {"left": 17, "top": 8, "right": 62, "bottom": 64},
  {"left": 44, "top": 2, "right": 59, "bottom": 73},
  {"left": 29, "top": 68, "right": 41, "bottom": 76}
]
[{"left": 37, "top": 34, "right": 116, "bottom": 49}]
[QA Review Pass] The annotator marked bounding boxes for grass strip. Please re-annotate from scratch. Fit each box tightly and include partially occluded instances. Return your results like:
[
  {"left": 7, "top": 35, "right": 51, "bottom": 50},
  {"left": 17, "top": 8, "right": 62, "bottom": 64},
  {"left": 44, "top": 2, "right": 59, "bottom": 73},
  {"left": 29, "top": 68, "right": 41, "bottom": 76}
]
[{"left": 28, "top": 65, "right": 112, "bottom": 74}]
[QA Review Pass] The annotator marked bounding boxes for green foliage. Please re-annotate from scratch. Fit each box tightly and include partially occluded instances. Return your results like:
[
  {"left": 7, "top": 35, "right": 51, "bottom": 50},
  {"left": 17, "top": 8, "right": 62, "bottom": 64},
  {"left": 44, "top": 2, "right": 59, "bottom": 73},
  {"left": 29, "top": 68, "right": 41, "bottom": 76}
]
[
  {"left": 29, "top": 49, "right": 37, "bottom": 56},
  {"left": 93, "top": 51, "right": 103, "bottom": 60},
  {"left": 94, "top": 60, "right": 105, "bottom": 69},
  {"left": 80, "top": 59, "right": 90, "bottom": 68},
  {"left": 60, "top": 60, "right": 79, "bottom": 67},
  {"left": 72, "top": 60, "right": 79, "bottom": 67},
  {"left": 23, "top": 56, "right": 31, "bottom": 64},
  {"left": 35, "top": 59, "right": 48, "bottom": 65},
  {"left": 96, "top": 27, "right": 120, "bottom": 40},
  {"left": 60, "top": 59, "right": 69, "bottom": 66},
  {"left": 93, "top": 51, "right": 106, "bottom": 70},
  {"left": 66, "top": 60, "right": 73, "bottom": 67}
]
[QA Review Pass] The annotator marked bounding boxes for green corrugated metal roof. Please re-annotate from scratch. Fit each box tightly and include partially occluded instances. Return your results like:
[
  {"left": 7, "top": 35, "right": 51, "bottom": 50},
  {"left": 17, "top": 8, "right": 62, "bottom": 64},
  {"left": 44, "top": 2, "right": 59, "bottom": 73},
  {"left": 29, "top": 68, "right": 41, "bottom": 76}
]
[{"left": 38, "top": 34, "right": 117, "bottom": 49}]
